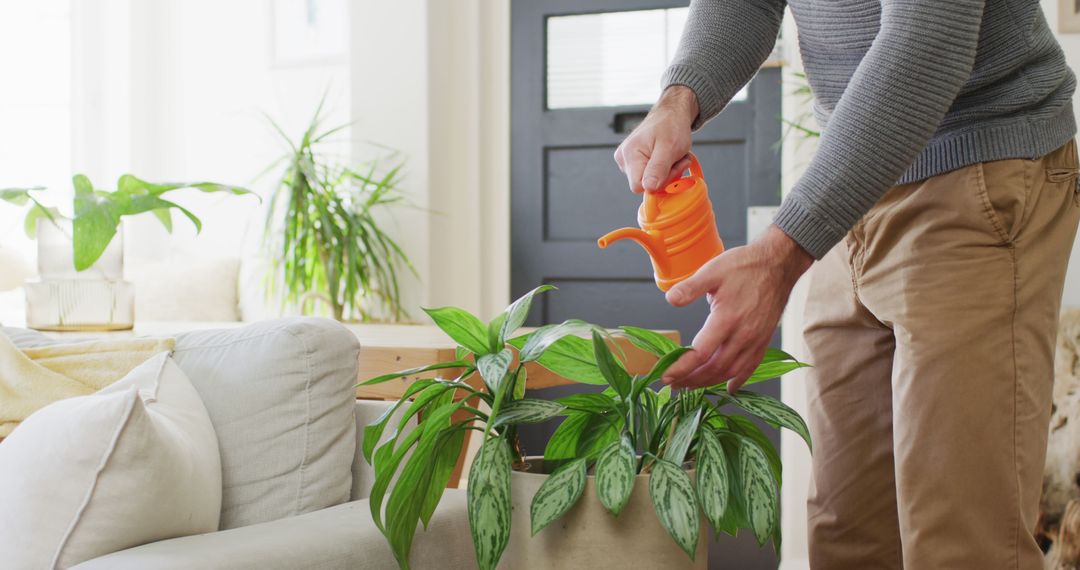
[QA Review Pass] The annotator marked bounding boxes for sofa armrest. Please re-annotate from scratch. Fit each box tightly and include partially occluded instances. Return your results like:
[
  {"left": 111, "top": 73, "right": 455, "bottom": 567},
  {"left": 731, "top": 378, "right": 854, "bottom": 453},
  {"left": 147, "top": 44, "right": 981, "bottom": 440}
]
[
  {"left": 72, "top": 492, "right": 472, "bottom": 570},
  {"left": 352, "top": 399, "right": 416, "bottom": 501}
]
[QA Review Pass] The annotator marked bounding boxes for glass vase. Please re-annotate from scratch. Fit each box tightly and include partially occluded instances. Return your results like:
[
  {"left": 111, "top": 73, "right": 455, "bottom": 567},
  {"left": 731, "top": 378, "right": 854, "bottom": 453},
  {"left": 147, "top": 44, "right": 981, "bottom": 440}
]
[{"left": 24, "top": 218, "right": 134, "bottom": 331}]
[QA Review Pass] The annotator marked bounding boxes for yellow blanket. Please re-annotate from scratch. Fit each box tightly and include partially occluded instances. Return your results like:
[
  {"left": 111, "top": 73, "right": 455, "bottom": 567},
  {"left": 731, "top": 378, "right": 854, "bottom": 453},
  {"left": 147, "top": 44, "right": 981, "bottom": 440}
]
[{"left": 0, "top": 333, "right": 175, "bottom": 437}]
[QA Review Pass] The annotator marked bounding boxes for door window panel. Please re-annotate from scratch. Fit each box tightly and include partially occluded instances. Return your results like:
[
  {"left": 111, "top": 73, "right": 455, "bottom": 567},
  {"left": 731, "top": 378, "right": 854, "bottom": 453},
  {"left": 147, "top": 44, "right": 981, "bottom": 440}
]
[{"left": 545, "top": 8, "right": 749, "bottom": 109}]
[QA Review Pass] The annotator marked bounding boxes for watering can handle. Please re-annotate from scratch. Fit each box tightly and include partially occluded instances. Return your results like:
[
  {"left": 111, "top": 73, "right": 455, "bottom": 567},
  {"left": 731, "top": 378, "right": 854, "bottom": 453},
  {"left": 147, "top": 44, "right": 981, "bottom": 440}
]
[{"left": 685, "top": 152, "right": 703, "bottom": 181}]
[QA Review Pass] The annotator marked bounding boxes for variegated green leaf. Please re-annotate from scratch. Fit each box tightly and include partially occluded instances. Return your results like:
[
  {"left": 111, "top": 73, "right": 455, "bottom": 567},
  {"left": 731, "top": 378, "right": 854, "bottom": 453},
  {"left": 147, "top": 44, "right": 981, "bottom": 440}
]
[
  {"left": 663, "top": 409, "right": 702, "bottom": 465},
  {"left": 420, "top": 428, "right": 466, "bottom": 527},
  {"left": 360, "top": 360, "right": 468, "bottom": 386},
  {"left": 748, "top": 360, "right": 811, "bottom": 382},
  {"left": 384, "top": 400, "right": 463, "bottom": 567},
  {"left": 544, "top": 413, "right": 620, "bottom": 470},
  {"left": 509, "top": 333, "right": 606, "bottom": 385},
  {"left": 649, "top": 459, "right": 700, "bottom": 559},
  {"left": 636, "top": 347, "right": 692, "bottom": 394},
  {"left": 492, "top": 399, "right": 565, "bottom": 428},
  {"left": 657, "top": 385, "right": 672, "bottom": 408},
  {"left": 761, "top": 347, "right": 798, "bottom": 364},
  {"left": 468, "top": 437, "right": 513, "bottom": 570},
  {"left": 723, "top": 415, "right": 781, "bottom": 485},
  {"left": 512, "top": 366, "right": 527, "bottom": 400},
  {"left": 518, "top": 319, "right": 595, "bottom": 362},
  {"left": 737, "top": 435, "right": 779, "bottom": 546},
  {"left": 500, "top": 284, "right": 556, "bottom": 341},
  {"left": 424, "top": 306, "right": 491, "bottom": 355},
  {"left": 596, "top": 436, "right": 636, "bottom": 516},
  {"left": 619, "top": 325, "right": 681, "bottom": 357},
  {"left": 696, "top": 429, "right": 731, "bottom": 535},
  {"left": 487, "top": 312, "right": 507, "bottom": 353},
  {"left": 556, "top": 392, "right": 617, "bottom": 413},
  {"left": 530, "top": 458, "right": 587, "bottom": 535},
  {"left": 593, "top": 330, "right": 631, "bottom": 398},
  {"left": 713, "top": 434, "right": 749, "bottom": 537},
  {"left": 477, "top": 348, "right": 513, "bottom": 393},
  {"left": 361, "top": 378, "right": 436, "bottom": 463},
  {"left": 729, "top": 391, "right": 811, "bottom": 451}
]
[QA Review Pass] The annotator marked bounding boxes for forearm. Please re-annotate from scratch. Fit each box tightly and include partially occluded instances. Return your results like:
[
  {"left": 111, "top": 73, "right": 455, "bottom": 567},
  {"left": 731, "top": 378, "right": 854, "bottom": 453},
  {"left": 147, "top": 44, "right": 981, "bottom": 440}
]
[
  {"left": 775, "top": 0, "right": 985, "bottom": 258},
  {"left": 662, "top": 0, "right": 786, "bottom": 129}
]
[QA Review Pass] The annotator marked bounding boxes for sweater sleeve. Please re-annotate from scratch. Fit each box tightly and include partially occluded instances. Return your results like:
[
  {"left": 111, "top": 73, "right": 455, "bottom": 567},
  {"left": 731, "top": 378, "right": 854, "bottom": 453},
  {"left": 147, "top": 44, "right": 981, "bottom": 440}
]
[
  {"left": 661, "top": 0, "right": 786, "bottom": 130},
  {"left": 773, "top": 1, "right": 985, "bottom": 258}
]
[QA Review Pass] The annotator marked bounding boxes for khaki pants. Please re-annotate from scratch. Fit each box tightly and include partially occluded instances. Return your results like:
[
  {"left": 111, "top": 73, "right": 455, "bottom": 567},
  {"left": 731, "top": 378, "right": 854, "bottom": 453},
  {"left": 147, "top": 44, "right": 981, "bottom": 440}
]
[{"left": 805, "top": 140, "right": 1080, "bottom": 569}]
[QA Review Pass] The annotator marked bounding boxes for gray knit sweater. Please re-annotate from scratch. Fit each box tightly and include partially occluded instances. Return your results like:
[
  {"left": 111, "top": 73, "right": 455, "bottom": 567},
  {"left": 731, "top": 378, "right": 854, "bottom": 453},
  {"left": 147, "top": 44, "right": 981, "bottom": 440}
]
[{"left": 663, "top": 0, "right": 1076, "bottom": 258}]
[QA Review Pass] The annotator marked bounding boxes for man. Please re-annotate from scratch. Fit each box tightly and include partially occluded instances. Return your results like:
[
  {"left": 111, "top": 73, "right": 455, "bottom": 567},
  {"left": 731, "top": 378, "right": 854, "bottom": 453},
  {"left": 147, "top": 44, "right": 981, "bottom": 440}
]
[{"left": 615, "top": 0, "right": 1079, "bottom": 568}]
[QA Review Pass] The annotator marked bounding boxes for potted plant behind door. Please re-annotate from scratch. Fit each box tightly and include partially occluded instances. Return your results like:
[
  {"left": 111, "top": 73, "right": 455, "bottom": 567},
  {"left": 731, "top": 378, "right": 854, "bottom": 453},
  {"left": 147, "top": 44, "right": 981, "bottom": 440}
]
[
  {"left": 361, "top": 286, "right": 811, "bottom": 570},
  {"left": 0, "top": 176, "right": 252, "bottom": 331}
]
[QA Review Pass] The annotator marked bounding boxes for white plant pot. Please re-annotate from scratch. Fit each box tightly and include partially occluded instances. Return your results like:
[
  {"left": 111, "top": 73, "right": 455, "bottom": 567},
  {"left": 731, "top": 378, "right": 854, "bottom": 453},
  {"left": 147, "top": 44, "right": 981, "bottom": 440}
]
[{"left": 501, "top": 458, "right": 707, "bottom": 570}]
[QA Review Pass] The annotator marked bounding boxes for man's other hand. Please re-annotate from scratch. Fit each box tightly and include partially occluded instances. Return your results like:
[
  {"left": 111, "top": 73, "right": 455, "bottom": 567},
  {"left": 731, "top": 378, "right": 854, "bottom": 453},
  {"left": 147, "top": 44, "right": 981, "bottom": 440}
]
[{"left": 661, "top": 225, "right": 814, "bottom": 393}]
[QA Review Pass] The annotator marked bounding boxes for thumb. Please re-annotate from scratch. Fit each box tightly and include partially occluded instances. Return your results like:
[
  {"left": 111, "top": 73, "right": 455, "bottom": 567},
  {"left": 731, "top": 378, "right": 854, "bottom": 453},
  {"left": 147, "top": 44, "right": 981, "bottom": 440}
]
[
  {"left": 641, "top": 146, "right": 678, "bottom": 192},
  {"left": 665, "top": 261, "right": 718, "bottom": 307}
]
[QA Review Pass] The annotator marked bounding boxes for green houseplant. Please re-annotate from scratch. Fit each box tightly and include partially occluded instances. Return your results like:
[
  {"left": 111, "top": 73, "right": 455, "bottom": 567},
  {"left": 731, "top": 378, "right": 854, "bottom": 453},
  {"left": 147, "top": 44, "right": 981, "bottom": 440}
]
[
  {"left": 361, "top": 286, "right": 811, "bottom": 569},
  {"left": 0, "top": 174, "right": 252, "bottom": 271},
  {"left": 1, "top": 174, "right": 252, "bottom": 330},
  {"left": 262, "top": 99, "right": 414, "bottom": 322}
]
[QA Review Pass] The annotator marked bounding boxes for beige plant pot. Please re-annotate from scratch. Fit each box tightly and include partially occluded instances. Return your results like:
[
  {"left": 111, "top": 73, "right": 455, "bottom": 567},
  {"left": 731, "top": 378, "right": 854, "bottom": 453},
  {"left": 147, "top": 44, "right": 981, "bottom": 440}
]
[{"left": 501, "top": 458, "right": 707, "bottom": 570}]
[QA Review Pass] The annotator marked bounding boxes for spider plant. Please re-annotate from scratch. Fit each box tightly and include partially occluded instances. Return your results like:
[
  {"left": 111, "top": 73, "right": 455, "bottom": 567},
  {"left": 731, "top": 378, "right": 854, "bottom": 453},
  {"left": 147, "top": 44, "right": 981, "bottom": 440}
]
[
  {"left": 263, "top": 99, "right": 414, "bottom": 322},
  {"left": 360, "top": 286, "right": 811, "bottom": 569}
]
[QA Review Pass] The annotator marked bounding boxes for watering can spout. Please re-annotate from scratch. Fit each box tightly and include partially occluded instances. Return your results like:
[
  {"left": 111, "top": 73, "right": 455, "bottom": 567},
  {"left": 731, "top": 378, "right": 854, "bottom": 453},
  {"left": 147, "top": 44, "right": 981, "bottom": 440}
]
[{"left": 597, "top": 228, "right": 669, "bottom": 274}]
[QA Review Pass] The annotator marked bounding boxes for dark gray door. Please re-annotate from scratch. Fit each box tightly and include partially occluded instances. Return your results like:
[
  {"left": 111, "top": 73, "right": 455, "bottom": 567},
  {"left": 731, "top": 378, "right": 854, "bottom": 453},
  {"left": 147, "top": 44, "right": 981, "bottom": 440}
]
[{"left": 511, "top": 2, "right": 783, "bottom": 568}]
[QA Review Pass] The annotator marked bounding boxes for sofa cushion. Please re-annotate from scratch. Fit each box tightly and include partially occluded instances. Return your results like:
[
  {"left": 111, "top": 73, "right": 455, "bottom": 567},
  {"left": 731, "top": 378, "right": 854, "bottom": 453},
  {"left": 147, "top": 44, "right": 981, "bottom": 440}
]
[
  {"left": 172, "top": 318, "right": 360, "bottom": 529},
  {"left": 127, "top": 256, "right": 241, "bottom": 322},
  {"left": 0, "top": 353, "right": 222, "bottom": 569},
  {"left": 70, "top": 492, "right": 474, "bottom": 570}
]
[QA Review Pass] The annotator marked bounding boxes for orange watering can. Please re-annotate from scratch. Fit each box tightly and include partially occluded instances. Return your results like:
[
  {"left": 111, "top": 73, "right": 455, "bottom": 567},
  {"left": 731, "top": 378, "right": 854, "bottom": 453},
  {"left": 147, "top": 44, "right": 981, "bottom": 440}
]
[{"left": 598, "top": 153, "right": 724, "bottom": 292}]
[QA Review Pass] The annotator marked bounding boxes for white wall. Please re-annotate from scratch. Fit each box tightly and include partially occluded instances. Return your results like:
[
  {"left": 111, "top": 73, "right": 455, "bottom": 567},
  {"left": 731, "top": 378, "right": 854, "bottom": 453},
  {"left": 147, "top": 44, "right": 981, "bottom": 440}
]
[
  {"left": 117, "top": 0, "right": 350, "bottom": 321},
  {"left": 779, "top": 4, "right": 1080, "bottom": 568},
  {"left": 778, "top": 10, "right": 817, "bottom": 569},
  {"left": 350, "top": 0, "right": 510, "bottom": 321},
  {"left": 0, "top": 0, "right": 352, "bottom": 324}
]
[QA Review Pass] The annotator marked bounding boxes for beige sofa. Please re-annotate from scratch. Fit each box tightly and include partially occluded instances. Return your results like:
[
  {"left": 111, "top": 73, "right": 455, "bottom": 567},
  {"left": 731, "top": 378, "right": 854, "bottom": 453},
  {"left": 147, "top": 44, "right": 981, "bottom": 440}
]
[{"left": 4, "top": 318, "right": 473, "bottom": 569}]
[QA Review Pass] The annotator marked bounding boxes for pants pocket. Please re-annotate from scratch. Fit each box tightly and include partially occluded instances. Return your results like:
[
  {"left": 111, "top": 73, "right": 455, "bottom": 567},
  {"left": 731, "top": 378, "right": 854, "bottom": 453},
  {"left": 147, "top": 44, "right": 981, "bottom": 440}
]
[
  {"left": 975, "top": 160, "right": 1033, "bottom": 245},
  {"left": 1046, "top": 168, "right": 1080, "bottom": 207}
]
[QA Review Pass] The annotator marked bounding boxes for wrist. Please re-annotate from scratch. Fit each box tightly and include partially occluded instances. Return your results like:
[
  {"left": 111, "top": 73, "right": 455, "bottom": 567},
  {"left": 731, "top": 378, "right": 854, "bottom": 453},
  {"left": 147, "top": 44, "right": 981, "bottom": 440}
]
[
  {"left": 760, "top": 225, "right": 814, "bottom": 279},
  {"left": 655, "top": 85, "right": 699, "bottom": 128}
]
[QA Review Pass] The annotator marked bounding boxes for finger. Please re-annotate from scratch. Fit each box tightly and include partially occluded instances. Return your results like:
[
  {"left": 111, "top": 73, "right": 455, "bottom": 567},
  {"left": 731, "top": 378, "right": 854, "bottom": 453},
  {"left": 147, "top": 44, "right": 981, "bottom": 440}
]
[
  {"left": 662, "top": 310, "right": 733, "bottom": 384},
  {"left": 642, "top": 145, "right": 678, "bottom": 192},
  {"left": 724, "top": 353, "right": 757, "bottom": 394},
  {"left": 661, "top": 348, "right": 707, "bottom": 386},
  {"left": 675, "top": 345, "right": 735, "bottom": 389},
  {"left": 726, "top": 343, "right": 768, "bottom": 393},
  {"left": 626, "top": 148, "right": 649, "bottom": 194},
  {"left": 665, "top": 155, "right": 693, "bottom": 184},
  {"left": 614, "top": 146, "right": 626, "bottom": 173},
  {"left": 666, "top": 255, "right": 723, "bottom": 307}
]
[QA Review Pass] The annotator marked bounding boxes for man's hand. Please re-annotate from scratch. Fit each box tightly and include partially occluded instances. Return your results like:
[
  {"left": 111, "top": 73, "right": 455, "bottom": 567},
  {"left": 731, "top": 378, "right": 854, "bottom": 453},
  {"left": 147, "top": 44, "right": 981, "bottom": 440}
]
[
  {"left": 614, "top": 86, "right": 699, "bottom": 193},
  {"left": 662, "top": 225, "right": 814, "bottom": 393}
]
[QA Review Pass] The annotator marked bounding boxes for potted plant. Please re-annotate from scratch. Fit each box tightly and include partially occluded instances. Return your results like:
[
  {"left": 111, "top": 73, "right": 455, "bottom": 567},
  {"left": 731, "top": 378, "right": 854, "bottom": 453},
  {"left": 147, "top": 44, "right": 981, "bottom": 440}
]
[
  {"left": 0, "top": 174, "right": 252, "bottom": 330},
  {"left": 262, "top": 98, "right": 415, "bottom": 322},
  {"left": 361, "top": 286, "right": 811, "bottom": 569}
]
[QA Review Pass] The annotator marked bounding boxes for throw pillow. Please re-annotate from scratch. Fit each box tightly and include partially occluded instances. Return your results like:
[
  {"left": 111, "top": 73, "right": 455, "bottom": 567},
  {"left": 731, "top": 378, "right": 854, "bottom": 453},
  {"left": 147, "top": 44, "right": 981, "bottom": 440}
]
[{"left": 0, "top": 352, "right": 222, "bottom": 569}]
